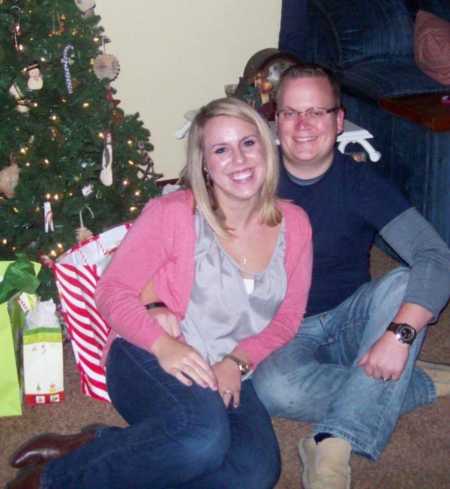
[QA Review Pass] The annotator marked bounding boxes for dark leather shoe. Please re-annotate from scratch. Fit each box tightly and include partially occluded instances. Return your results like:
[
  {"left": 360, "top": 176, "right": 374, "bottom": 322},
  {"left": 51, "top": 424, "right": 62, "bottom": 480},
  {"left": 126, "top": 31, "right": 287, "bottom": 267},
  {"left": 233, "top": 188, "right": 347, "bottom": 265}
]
[
  {"left": 6, "top": 465, "right": 43, "bottom": 489},
  {"left": 9, "top": 424, "right": 103, "bottom": 469}
]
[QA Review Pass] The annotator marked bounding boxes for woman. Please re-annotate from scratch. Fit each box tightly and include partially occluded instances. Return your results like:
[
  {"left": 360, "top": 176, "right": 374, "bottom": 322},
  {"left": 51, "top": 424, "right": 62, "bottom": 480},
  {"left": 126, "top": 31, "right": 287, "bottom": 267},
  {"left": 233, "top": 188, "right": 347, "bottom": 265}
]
[{"left": 7, "top": 97, "right": 312, "bottom": 489}]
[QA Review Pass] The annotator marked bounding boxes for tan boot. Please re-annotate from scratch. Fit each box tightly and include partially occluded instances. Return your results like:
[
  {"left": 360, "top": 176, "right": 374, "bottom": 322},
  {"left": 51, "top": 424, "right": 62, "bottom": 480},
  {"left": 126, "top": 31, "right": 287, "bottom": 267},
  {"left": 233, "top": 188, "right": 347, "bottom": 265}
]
[
  {"left": 416, "top": 360, "right": 450, "bottom": 397},
  {"left": 298, "top": 437, "right": 351, "bottom": 489}
]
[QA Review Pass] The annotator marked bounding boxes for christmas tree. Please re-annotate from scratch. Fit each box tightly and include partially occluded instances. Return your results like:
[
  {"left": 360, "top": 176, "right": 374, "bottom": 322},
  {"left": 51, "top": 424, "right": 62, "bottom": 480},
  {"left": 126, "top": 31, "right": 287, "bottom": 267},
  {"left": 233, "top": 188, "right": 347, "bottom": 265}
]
[{"left": 0, "top": 0, "right": 161, "bottom": 297}]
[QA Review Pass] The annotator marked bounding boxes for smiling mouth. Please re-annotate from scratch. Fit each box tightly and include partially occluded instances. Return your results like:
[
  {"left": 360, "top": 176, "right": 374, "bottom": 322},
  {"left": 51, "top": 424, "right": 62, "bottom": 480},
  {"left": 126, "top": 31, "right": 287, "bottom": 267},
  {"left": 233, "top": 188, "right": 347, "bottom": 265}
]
[
  {"left": 230, "top": 169, "right": 254, "bottom": 182},
  {"left": 294, "top": 136, "right": 316, "bottom": 143}
]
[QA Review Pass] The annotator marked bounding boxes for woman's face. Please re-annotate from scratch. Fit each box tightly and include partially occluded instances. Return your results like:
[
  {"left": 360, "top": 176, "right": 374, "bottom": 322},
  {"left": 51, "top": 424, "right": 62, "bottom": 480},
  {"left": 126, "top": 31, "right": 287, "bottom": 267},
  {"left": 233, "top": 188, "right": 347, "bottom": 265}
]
[{"left": 202, "top": 115, "right": 267, "bottom": 208}]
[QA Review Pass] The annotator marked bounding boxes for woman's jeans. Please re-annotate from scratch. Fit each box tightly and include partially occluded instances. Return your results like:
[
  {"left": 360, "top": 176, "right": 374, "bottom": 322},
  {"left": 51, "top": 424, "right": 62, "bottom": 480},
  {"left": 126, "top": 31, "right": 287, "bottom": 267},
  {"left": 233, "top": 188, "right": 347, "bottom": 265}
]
[
  {"left": 252, "top": 267, "right": 436, "bottom": 461},
  {"left": 40, "top": 338, "right": 280, "bottom": 489}
]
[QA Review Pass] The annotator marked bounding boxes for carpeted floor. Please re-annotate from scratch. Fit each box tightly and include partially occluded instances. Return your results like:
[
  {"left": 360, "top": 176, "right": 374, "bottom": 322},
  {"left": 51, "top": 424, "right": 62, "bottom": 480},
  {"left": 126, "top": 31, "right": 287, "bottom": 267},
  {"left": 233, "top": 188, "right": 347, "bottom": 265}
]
[{"left": 1, "top": 248, "right": 449, "bottom": 489}]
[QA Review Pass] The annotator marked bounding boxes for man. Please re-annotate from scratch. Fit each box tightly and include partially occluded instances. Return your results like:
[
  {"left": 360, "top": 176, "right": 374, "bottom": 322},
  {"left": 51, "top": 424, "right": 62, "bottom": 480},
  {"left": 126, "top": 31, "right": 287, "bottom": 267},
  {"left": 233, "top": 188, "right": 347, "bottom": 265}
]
[{"left": 252, "top": 64, "right": 450, "bottom": 489}]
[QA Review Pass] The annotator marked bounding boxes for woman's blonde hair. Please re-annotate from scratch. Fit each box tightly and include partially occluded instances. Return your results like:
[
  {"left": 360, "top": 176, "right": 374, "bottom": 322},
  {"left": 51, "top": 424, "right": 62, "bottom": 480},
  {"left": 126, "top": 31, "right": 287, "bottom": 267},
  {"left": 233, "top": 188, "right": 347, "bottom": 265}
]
[{"left": 180, "top": 97, "right": 281, "bottom": 237}]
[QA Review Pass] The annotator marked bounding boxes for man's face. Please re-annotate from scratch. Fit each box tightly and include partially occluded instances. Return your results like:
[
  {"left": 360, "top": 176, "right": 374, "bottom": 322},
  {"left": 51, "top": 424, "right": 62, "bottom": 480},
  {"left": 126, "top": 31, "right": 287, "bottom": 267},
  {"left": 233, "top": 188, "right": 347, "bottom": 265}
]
[{"left": 276, "top": 76, "right": 344, "bottom": 178}]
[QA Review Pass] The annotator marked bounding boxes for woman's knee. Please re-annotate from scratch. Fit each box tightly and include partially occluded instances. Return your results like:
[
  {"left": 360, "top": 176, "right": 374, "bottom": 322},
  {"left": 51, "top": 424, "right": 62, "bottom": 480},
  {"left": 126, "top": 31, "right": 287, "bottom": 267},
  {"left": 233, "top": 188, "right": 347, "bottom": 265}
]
[
  {"left": 234, "top": 438, "right": 281, "bottom": 489},
  {"left": 178, "top": 411, "right": 230, "bottom": 473}
]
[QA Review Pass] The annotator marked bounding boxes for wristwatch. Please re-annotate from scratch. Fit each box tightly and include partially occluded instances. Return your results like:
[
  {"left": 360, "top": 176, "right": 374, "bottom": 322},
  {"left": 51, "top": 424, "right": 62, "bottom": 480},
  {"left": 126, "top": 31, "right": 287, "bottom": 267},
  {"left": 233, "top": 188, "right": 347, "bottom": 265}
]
[
  {"left": 224, "top": 354, "right": 252, "bottom": 376},
  {"left": 386, "top": 322, "right": 417, "bottom": 345}
]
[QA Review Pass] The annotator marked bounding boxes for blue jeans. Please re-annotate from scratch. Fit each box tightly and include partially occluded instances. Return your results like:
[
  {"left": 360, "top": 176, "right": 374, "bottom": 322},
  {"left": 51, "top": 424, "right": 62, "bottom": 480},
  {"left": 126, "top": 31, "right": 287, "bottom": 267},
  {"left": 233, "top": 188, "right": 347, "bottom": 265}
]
[
  {"left": 41, "top": 338, "right": 280, "bottom": 489},
  {"left": 252, "top": 267, "right": 436, "bottom": 460}
]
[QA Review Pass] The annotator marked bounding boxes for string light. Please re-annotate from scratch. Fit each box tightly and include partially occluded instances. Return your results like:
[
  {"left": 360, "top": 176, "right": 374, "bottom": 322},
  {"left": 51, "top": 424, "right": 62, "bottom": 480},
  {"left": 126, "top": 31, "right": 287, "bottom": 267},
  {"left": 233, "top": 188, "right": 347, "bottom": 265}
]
[
  {"left": 2, "top": 239, "right": 8, "bottom": 245},
  {"left": 98, "top": 131, "right": 105, "bottom": 139},
  {"left": 127, "top": 139, "right": 133, "bottom": 146},
  {"left": 82, "top": 102, "right": 90, "bottom": 109},
  {"left": 20, "top": 146, "right": 28, "bottom": 154},
  {"left": 129, "top": 206, "right": 137, "bottom": 213},
  {"left": 122, "top": 179, "right": 129, "bottom": 186}
]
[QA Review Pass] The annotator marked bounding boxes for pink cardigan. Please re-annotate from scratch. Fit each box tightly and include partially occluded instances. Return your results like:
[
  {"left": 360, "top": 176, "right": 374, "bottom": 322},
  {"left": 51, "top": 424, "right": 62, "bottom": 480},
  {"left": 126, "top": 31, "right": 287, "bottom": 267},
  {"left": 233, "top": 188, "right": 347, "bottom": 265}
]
[{"left": 96, "top": 190, "right": 312, "bottom": 367}]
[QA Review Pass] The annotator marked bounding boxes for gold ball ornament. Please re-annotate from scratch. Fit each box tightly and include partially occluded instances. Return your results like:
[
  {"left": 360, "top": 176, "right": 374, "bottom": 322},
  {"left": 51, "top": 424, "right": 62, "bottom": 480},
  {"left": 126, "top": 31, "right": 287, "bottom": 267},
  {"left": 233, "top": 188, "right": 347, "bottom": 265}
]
[
  {"left": 93, "top": 53, "right": 120, "bottom": 81},
  {"left": 0, "top": 163, "right": 20, "bottom": 198}
]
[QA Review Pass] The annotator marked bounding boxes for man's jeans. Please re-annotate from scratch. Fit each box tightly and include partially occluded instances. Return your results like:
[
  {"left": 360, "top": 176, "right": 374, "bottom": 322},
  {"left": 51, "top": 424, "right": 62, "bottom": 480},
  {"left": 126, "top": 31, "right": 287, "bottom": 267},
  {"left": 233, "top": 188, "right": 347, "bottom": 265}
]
[
  {"left": 252, "top": 267, "right": 436, "bottom": 460},
  {"left": 41, "top": 338, "right": 280, "bottom": 489}
]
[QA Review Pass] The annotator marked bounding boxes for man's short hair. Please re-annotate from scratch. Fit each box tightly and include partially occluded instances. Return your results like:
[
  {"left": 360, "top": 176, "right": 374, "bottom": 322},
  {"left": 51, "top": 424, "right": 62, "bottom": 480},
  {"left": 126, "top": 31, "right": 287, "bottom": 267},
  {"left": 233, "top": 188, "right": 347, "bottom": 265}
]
[{"left": 276, "top": 63, "right": 342, "bottom": 107}]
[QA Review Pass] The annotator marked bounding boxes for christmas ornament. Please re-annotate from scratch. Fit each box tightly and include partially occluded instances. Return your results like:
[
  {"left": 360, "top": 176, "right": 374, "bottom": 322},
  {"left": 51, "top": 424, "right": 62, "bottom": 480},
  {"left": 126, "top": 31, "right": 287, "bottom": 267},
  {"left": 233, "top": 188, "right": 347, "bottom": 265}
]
[
  {"left": 137, "top": 142, "right": 163, "bottom": 181},
  {"left": 100, "top": 132, "right": 113, "bottom": 186},
  {"left": 50, "top": 12, "right": 65, "bottom": 37},
  {"left": 26, "top": 62, "right": 44, "bottom": 90},
  {"left": 44, "top": 201, "right": 54, "bottom": 233},
  {"left": 10, "top": 6, "right": 24, "bottom": 52},
  {"left": 8, "top": 82, "right": 30, "bottom": 113},
  {"left": 76, "top": 205, "right": 94, "bottom": 242},
  {"left": 0, "top": 162, "right": 20, "bottom": 198},
  {"left": 76, "top": 226, "right": 93, "bottom": 242},
  {"left": 106, "top": 87, "right": 120, "bottom": 107},
  {"left": 74, "top": 0, "right": 95, "bottom": 13},
  {"left": 81, "top": 184, "right": 94, "bottom": 197},
  {"left": 49, "top": 126, "right": 64, "bottom": 143},
  {"left": 61, "top": 45, "right": 75, "bottom": 94},
  {"left": 93, "top": 53, "right": 120, "bottom": 81}
]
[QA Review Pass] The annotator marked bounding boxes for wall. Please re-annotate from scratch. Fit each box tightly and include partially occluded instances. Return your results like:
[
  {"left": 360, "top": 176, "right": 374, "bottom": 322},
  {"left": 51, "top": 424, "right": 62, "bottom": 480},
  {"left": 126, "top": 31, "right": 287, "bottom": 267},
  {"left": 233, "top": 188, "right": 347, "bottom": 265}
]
[{"left": 95, "top": 0, "right": 282, "bottom": 178}]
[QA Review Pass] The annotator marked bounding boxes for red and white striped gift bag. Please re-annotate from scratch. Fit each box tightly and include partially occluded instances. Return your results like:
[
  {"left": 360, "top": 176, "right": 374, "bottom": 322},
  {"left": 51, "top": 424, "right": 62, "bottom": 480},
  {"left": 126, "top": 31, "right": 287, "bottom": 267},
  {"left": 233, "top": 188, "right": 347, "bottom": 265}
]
[{"left": 50, "top": 223, "right": 131, "bottom": 402}]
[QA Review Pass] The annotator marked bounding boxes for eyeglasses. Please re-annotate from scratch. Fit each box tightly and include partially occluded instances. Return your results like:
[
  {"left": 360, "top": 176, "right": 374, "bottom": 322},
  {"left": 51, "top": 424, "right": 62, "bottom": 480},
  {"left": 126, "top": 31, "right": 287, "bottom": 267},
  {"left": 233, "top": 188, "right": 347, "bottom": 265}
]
[{"left": 276, "top": 106, "right": 340, "bottom": 121}]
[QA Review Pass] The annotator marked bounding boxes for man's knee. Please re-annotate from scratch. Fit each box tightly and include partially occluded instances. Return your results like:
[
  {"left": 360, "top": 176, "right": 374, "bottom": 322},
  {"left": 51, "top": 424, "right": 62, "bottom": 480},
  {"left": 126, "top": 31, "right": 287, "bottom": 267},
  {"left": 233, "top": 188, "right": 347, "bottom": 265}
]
[
  {"left": 252, "top": 364, "right": 315, "bottom": 417},
  {"left": 372, "top": 266, "right": 410, "bottom": 310}
]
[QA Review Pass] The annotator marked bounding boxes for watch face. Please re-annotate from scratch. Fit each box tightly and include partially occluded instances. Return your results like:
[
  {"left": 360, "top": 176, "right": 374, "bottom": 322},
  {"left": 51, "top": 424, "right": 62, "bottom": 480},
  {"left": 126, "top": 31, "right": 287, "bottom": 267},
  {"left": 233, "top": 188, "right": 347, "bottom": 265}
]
[
  {"left": 239, "top": 362, "right": 250, "bottom": 375},
  {"left": 398, "top": 325, "right": 416, "bottom": 343}
]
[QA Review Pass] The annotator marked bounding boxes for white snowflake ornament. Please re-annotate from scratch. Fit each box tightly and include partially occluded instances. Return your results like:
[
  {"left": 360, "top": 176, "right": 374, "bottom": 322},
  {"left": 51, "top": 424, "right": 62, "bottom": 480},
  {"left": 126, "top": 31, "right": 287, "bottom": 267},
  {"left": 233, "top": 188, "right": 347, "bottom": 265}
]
[{"left": 74, "top": 0, "right": 95, "bottom": 13}]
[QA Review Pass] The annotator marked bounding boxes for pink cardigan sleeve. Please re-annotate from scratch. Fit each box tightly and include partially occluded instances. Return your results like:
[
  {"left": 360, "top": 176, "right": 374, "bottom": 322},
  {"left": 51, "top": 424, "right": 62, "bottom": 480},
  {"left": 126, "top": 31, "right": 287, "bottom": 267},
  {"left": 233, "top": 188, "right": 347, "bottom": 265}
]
[
  {"left": 237, "top": 202, "right": 313, "bottom": 367},
  {"left": 95, "top": 192, "right": 191, "bottom": 352}
]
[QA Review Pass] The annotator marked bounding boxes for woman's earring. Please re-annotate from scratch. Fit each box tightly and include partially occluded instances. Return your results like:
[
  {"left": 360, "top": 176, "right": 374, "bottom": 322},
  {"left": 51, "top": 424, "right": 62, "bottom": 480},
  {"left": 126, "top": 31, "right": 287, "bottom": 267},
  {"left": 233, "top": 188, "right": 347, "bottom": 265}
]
[{"left": 204, "top": 167, "right": 212, "bottom": 187}]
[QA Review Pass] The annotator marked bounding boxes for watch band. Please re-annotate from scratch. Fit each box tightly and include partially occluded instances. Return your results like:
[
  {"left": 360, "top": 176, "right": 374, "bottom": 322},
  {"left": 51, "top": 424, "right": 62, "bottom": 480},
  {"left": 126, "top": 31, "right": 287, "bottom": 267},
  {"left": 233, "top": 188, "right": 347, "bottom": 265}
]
[
  {"left": 145, "top": 302, "right": 166, "bottom": 310},
  {"left": 224, "top": 354, "right": 251, "bottom": 376}
]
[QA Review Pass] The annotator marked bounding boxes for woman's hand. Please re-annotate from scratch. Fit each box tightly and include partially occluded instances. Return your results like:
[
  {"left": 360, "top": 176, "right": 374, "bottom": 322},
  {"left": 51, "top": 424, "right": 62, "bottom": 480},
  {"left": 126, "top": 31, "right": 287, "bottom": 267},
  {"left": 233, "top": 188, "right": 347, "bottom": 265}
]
[
  {"left": 151, "top": 335, "right": 217, "bottom": 390},
  {"left": 148, "top": 305, "right": 181, "bottom": 338},
  {"left": 213, "top": 357, "right": 242, "bottom": 408}
]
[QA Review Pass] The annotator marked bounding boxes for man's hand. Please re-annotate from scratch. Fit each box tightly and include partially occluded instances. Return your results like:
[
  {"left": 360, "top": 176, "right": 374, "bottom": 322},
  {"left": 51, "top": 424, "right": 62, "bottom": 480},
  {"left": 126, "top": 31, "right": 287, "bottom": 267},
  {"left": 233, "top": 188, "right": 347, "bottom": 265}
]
[
  {"left": 358, "top": 331, "right": 410, "bottom": 381},
  {"left": 212, "top": 358, "right": 242, "bottom": 408},
  {"left": 151, "top": 335, "right": 217, "bottom": 390},
  {"left": 148, "top": 306, "right": 181, "bottom": 338}
]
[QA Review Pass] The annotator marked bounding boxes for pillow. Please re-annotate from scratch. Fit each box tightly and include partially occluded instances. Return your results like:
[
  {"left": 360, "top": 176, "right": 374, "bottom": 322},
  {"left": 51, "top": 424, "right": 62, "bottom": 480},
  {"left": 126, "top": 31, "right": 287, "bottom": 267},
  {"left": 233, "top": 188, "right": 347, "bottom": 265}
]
[{"left": 415, "top": 10, "right": 450, "bottom": 85}]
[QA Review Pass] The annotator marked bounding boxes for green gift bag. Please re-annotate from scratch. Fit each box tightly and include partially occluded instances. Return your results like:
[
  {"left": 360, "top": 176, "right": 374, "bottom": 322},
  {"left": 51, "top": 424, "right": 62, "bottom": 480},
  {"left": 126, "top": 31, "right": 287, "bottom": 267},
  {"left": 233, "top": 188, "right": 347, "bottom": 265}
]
[{"left": 0, "top": 258, "right": 40, "bottom": 417}]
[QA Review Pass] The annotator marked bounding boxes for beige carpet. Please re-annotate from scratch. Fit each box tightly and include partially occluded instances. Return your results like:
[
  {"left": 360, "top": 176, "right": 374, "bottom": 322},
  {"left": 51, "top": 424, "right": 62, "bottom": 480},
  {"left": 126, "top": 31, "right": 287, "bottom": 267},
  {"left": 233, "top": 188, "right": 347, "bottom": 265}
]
[{"left": 1, "top": 248, "right": 449, "bottom": 489}]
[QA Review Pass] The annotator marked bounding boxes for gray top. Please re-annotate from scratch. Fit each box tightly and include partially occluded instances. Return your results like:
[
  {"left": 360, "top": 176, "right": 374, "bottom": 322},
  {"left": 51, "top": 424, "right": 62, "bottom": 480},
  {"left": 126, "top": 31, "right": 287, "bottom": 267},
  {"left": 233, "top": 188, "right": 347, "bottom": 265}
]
[{"left": 180, "top": 212, "right": 287, "bottom": 365}]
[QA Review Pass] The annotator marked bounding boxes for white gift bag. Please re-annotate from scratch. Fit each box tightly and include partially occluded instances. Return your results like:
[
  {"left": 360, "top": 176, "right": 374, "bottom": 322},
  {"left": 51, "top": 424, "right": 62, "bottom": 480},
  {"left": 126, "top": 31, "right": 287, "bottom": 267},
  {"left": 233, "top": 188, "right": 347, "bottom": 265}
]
[{"left": 23, "top": 299, "right": 64, "bottom": 405}]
